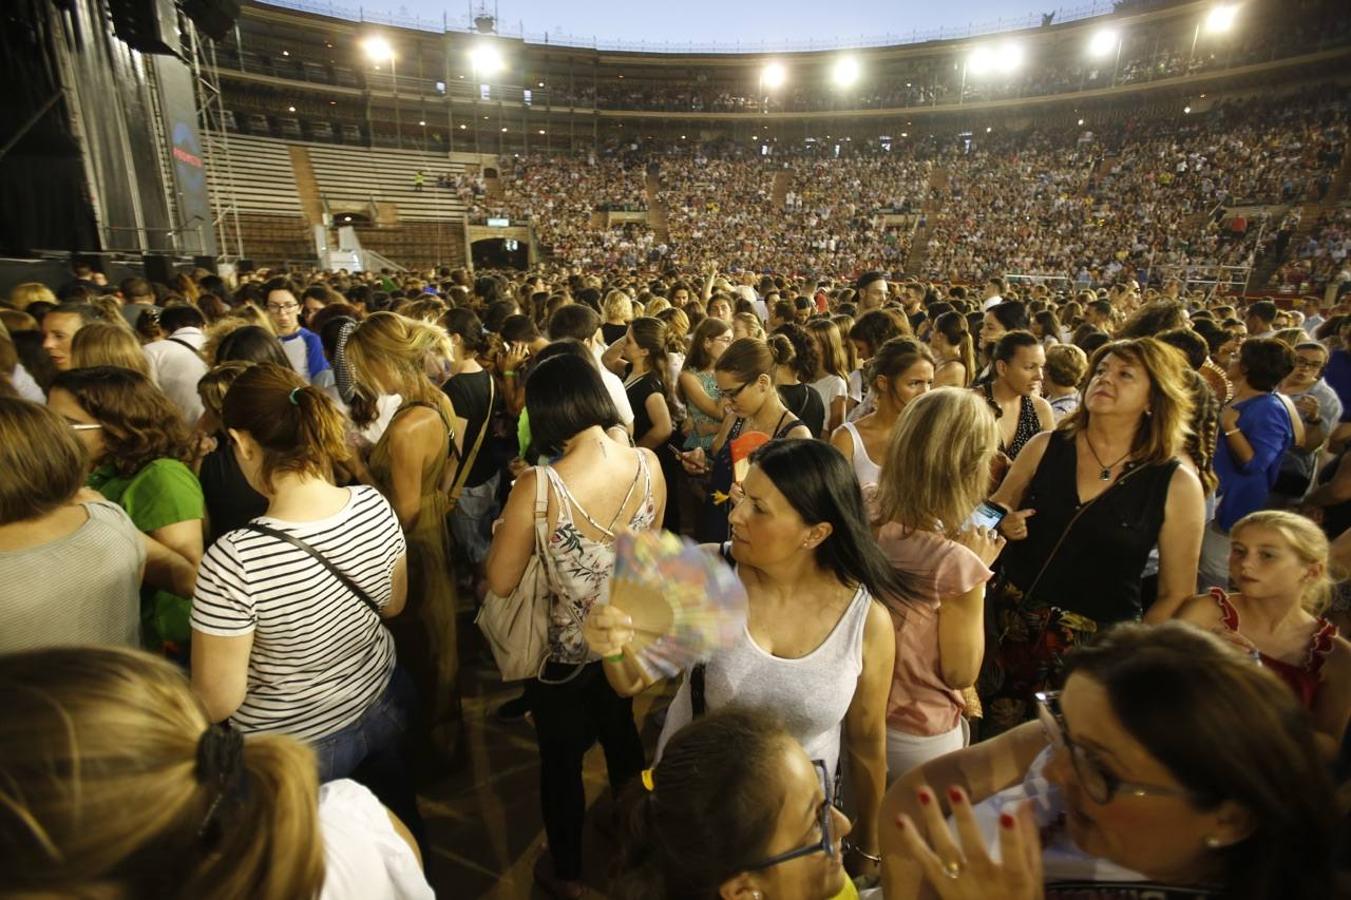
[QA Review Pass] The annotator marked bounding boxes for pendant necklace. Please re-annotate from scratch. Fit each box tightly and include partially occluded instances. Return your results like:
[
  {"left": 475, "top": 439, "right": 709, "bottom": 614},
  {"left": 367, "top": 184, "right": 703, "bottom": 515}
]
[{"left": 1084, "top": 433, "right": 1132, "bottom": 481}]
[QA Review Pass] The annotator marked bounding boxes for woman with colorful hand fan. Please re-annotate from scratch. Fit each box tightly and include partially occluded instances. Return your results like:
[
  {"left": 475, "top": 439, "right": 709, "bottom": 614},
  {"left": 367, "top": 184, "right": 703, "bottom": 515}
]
[
  {"left": 485, "top": 353, "right": 667, "bottom": 899},
  {"left": 679, "top": 338, "right": 813, "bottom": 543},
  {"left": 587, "top": 439, "right": 908, "bottom": 880}
]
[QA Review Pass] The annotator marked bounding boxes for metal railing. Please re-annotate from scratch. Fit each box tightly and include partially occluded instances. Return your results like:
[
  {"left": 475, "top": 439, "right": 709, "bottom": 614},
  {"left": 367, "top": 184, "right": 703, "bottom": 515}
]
[{"left": 256, "top": 0, "right": 1116, "bottom": 52}]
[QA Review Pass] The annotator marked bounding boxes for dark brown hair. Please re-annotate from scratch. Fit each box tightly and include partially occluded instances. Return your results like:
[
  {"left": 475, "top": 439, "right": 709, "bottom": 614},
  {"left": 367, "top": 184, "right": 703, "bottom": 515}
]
[
  {"left": 612, "top": 707, "right": 789, "bottom": 899},
  {"left": 50, "top": 366, "right": 189, "bottom": 477},
  {"left": 1063, "top": 622, "right": 1336, "bottom": 900},
  {"left": 221, "top": 363, "right": 349, "bottom": 491}
]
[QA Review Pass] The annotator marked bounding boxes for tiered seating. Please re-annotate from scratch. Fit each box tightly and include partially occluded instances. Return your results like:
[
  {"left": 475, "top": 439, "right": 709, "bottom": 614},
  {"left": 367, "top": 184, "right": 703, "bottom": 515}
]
[
  {"left": 204, "top": 134, "right": 310, "bottom": 265},
  {"left": 306, "top": 144, "right": 471, "bottom": 224}
]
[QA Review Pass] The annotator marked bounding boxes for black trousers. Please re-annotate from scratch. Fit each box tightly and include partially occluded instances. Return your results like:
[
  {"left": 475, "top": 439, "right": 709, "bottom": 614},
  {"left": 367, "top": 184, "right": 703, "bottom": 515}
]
[{"left": 523, "top": 660, "right": 645, "bottom": 880}]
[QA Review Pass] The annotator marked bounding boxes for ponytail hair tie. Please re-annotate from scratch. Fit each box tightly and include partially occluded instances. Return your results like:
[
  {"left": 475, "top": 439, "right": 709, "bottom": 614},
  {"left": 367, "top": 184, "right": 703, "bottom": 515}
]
[
  {"left": 640, "top": 769, "right": 655, "bottom": 792},
  {"left": 289, "top": 387, "right": 302, "bottom": 406}
]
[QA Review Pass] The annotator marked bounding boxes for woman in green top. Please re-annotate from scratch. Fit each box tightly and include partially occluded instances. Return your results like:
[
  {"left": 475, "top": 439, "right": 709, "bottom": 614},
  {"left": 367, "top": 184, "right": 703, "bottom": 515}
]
[{"left": 48, "top": 366, "right": 204, "bottom": 661}]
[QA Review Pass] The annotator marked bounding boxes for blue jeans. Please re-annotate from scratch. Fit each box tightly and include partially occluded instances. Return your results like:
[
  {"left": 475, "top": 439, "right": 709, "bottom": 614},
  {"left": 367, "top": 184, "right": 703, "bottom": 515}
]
[{"left": 311, "top": 666, "right": 425, "bottom": 851}]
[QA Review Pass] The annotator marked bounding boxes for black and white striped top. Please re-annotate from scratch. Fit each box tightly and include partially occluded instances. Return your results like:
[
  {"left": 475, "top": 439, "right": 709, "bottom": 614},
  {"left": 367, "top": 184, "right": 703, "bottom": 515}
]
[{"left": 191, "top": 486, "right": 405, "bottom": 742}]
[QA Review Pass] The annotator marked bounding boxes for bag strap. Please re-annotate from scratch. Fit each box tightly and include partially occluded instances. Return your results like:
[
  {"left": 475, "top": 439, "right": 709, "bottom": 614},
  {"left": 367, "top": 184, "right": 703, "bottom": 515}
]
[
  {"left": 448, "top": 376, "right": 495, "bottom": 505},
  {"left": 168, "top": 337, "right": 202, "bottom": 357},
  {"left": 690, "top": 663, "right": 707, "bottom": 718},
  {"left": 1021, "top": 459, "right": 1154, "bottom": 603},
  {"left": 240, "top": 523, "right": 383, "bottom": 620}
]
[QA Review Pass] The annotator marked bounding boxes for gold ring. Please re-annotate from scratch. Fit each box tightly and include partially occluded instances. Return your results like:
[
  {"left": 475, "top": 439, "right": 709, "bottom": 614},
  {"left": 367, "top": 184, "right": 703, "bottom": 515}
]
[{"left": 942, "top": 859, "right": 963, "bottom": 879}]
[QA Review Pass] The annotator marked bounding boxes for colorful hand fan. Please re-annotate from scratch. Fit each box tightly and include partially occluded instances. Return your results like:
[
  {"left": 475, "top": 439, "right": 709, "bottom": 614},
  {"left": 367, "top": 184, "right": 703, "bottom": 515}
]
[
  {"left": 730, "top": 430, "right": 770, "bottom": 485},
  {"left": 607, "top": 529, "right": 748, "bottom": 679}
]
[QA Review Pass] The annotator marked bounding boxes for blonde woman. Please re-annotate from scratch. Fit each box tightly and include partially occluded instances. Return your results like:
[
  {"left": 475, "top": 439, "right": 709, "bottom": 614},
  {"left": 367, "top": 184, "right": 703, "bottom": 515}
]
[
  {"left": 346, "top": 311, "right": 462, "bottom": 758},
  {"left": 69, "top": 321, "right": 152, "bottom": 381},
  {"left": 731, "top": 311, "right": 764, "bottom": 341},
  {"left": 1173, "top": 510, "right": 1350, "bottom": 752},
  {"left": 7, "top": 281, "right": 56, "bottom": 310},
  {"left": 601, "top": 289, "right": 634, "bottom": 345},
  {"left": 874, "top": 388, "right": 1003, "bottom": 779},
  {"left": 806, "top": 318, "right": 851, "bottom": 433},
  {"left": 0, "top": 646, "right": 432, "bottom": 899}
]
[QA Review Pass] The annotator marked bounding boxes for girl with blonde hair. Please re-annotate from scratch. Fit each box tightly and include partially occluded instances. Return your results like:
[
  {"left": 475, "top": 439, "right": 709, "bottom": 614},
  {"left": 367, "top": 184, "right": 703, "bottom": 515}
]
[
  {"left": 345, "top": 311, "right": 462, "bottom": 759},
  {"left": 1174, "top": 509, "right": 1350, "bottom": 751},
  {"left": 831, "top": 337, "right": 934, "bottom": 498},
  {"left": 601, "top": 289, "right": 634, "bottom": 345},
  {"left": 70, "top": 321, "right": 152, "bottom": 380},
  {"left": 875, "top": 388, "right": 1003, "bottom": 778},
  {"left": 0, "top": 646, "right": 431, "bottom": 899}
]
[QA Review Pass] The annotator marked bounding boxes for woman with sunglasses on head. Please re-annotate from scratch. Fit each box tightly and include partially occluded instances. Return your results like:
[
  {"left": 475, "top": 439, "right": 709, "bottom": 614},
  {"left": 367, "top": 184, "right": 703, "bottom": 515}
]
[
  {"left": 679, "top": 317, "right": 735, "bottom": 454},
  {"left": 589, "top": 439, "right": 904, "bottom": 880},
  {"left": 612, "top": 707, "right": 855, "bottom": 900},
  {"left": 882, "top": 622, "right": 1337, "bottom": 900},
  {"left": 680, "top": 338, "right": 813, "bottom": 544}
]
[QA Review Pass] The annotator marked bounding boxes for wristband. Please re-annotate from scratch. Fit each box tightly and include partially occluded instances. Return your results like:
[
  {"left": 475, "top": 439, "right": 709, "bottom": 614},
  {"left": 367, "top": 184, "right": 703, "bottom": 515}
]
[
  {"left": 1225, "top": 427, "right": 1241, "bottom": 437},
  {"left": 604, "top": 653, "right": 624, "bottom": 663},
  {"left": 503, "top": 370, "right": 518, "bottom": 378}
]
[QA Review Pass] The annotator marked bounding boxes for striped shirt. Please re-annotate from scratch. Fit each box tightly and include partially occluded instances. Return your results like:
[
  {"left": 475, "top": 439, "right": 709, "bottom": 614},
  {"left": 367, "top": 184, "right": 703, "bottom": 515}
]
[{"left": 191, "top": 486, "right": 405, "bottom": 742}]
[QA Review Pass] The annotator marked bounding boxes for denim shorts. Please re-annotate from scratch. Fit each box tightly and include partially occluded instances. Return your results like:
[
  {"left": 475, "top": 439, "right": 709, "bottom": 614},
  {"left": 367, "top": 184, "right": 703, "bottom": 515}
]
[{"left": 450, "top": 471, "right": 501, "bottom": 565}]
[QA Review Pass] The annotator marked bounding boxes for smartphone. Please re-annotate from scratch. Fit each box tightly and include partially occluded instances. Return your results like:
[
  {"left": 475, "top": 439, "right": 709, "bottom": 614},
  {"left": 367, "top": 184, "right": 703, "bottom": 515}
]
[{"left": 964, "top": 500, "right": 1007, "bottom": 532}]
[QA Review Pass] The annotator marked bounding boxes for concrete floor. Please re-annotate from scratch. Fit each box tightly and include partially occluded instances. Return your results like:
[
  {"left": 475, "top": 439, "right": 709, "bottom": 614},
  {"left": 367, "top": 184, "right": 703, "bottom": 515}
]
[{"left": 418, "top": 651, "right": 671, "bottom": 899}]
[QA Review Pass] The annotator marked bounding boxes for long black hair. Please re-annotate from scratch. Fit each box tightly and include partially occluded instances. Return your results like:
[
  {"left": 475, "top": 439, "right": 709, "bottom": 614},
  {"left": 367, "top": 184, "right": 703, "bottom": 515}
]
[{"left": 749, "top": 439, "right": 913, "bottom": 608}]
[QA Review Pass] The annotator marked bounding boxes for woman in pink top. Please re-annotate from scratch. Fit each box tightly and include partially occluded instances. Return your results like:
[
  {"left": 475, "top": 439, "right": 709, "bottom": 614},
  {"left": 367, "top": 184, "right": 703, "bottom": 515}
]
[{"left": 874, "top": 388, "right": 1005, "bottom": 781}]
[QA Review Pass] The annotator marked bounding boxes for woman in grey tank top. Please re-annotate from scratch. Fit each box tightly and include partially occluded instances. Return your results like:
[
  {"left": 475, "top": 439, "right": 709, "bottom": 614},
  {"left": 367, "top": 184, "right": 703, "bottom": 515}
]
[{"left": 586, "top": 439, "right": 914, "bottom": 878}]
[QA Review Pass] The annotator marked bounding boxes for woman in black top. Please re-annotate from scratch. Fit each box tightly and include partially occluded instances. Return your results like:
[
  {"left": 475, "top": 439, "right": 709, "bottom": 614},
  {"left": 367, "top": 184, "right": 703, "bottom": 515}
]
[
  {"left": 981, "top": 331, "right": 1055, "bottom": 460},
  {"left": 621, "top": 318, "right": 680, "bottom": 532},
  {"left": 981, "top": 338, "right": 1205, "bottom": 733},
  {"left": 442, "top": 308, "right": 508, "bottom": 578},
  {"left": 192, "top": 362, "right": 267, "bottom": 547},
  {"left": 681, "top": 338, "right": 812, "bottom": 542},
  {"left": 769, "top": 324, "right": 827, "bottom": 438}
]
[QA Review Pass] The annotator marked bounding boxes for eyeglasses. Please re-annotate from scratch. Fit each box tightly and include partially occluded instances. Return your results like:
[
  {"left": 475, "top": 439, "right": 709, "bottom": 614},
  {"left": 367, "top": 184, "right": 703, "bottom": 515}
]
[
  {"left": 1035, "top": 691, "right": 1195, "bottom": 806},
  {"left": 715, "top": 380, "right": 754, "bottom": 402},
  {"left": 266, "top": 303, "right": 300, "bottom": 313},
  {"left": 1293, "top": 358, "right": 1325, "bottom": 370},
  {"left": 745, "top": 760, "right": 835, "bottom": 871}
]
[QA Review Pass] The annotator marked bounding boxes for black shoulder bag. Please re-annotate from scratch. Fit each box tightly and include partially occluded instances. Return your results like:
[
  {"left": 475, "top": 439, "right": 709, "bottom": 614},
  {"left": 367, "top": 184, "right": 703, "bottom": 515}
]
[{"left": 240, "top": 523, "right": 383, "bottom": 619}]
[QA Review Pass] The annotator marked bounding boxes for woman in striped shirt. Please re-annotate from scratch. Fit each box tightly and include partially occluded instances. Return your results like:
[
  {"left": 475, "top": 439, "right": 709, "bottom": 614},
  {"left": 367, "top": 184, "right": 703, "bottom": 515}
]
[{"left": 189, "top": 362, "right": 421, "bottom": 848}]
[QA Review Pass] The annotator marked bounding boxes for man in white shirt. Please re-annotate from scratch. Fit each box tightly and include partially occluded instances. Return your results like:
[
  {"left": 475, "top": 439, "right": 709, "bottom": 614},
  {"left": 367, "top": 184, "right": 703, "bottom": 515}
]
[
  {"left": 141, "top": 305, "right": 209, "bottom": 424},
  {"left": 981, "top": 276, "right": 1005, "bottom": 311},
  {"left": 546, "top": 304, "right": 634, "bottom": 433}
]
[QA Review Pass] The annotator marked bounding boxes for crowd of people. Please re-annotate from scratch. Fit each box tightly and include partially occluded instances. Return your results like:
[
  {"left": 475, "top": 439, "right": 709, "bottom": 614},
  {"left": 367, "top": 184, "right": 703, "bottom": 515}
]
[{"left": 2, "top": 250, "right": 1350, "bottom": 899}]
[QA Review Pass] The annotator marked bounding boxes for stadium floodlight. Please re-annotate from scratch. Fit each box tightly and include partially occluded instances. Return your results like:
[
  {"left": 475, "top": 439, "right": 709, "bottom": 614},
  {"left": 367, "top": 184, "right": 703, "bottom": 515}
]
[
  {"left": 362, "top": 35, "right": 394, "bottom": 63},
  {"left": 966, "top": 45, "right": 995, "bottom": 77},
  {"left": 1205, "top": 4, "right": 1238, "bottom": 33},
  {"left": 470, "top": 42, "right": 504, "bottom": 77},
  {"left": 996, "top": 41, "right": 1025, "bottom": 73},
  {"left": 761, "top": 62, "right": 786, "bottom": 90},
  {"left": 832, "top": 56, "right": 860, "bottom": 88},
  {"left": 1088, "top": 28, "right": 1119, "bottom": 58}
]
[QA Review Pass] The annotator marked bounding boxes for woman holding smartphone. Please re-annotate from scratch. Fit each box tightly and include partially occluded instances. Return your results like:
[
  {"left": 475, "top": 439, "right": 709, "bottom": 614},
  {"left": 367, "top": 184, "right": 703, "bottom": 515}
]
[{"left": 873, "top": 388, "right": 1005, "bottom": 780}]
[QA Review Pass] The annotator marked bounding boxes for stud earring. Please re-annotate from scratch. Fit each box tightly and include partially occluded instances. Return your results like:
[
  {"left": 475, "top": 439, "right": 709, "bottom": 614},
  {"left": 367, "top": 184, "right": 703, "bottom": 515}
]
[{"left": 1204, "top": 836, "right": 1224, "bottom": 849}]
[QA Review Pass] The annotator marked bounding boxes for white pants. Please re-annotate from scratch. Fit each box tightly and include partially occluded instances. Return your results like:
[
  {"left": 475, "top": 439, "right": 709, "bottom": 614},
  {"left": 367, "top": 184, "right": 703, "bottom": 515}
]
[
  {"left": 886, "top": 719, "right": 970, "bottom": 785},
  {"left": 1198, "top": 519, "right": 1231, "bottom": 592}
]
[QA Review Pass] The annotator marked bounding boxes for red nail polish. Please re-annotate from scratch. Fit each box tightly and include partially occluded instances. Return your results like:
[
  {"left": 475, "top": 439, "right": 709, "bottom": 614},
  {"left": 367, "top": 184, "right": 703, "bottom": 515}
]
[
  {"left": 1000, "top": 812, "right": 1016, "bottom": 830},
  {"left": 917, "top": 788, "right": 932, "bottom": 806},
  {"left": 948, "top": 786, "right": 964, "bottom": 804}
]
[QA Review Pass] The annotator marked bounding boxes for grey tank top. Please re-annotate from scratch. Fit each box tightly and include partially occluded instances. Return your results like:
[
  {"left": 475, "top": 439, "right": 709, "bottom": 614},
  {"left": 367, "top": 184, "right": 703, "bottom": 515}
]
[{"left": 656, "top": 570, "right": 874, "bottom": 776}]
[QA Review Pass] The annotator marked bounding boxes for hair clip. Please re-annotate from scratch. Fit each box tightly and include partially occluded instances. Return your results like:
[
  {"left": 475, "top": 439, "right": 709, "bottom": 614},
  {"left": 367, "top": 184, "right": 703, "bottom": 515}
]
[{"left": 640, "top": 769, "right": 655, "bottom": 792}]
